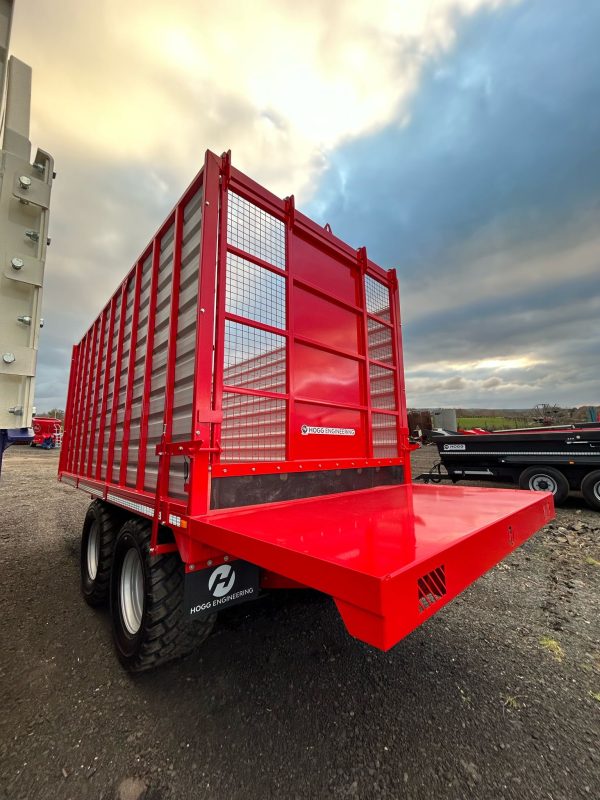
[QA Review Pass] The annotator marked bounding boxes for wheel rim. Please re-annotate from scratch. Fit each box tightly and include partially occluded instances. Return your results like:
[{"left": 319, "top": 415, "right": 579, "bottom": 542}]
[
  {"left": 119, "top": 548, "right": 144, "bottom": 635},
  {"left": 87, "top": 521, "right": 100, "bottom": 581},
  {"left": 529, "top": 474, "right": 558, "bottom": 494},
  {"left": 594, "top": 480, "right": 600, "bottom": 503}
]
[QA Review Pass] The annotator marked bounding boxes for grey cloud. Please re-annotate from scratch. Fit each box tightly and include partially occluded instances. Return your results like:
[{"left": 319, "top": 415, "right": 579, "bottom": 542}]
[{"left": 310, "top": 0, "right": 600, "bottom": 407}]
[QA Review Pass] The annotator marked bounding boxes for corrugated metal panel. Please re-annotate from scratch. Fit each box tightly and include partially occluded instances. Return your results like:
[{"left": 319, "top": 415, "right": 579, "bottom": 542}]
[
  {"left": 144, "top": 223, "right": 175, "bottom": 492},
  {"left": 100, "top": 298, "right": 121, "bottom": 479},
  {"left": 168, "top": 187, "right": 203, "bottom": 497},
  {"left": 111, "top": 279, "right": 135, "bottom": 479},
  {"left": 125, "top": 252, "right": 153, "bottom": 487}
]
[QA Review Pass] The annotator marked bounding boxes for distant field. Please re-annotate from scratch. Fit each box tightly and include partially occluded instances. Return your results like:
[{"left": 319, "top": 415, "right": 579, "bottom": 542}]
[{"left": 457, "top": 416, "right": 530, "bottom": 430}]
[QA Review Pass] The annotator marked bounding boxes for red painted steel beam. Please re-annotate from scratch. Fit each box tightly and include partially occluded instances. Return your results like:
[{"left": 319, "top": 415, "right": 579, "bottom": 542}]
[{"left": 187, "top": 152, "right": 221, "bottom": 517}]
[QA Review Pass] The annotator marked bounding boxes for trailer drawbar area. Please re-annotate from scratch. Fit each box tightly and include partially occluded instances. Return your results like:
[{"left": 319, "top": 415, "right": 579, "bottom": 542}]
[{"left": 59, "top": 151, "right": 554, "bottom": 671}]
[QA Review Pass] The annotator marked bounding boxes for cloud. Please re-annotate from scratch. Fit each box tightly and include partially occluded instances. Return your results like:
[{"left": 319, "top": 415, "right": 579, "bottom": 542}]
[
  {"left": 309, "top": 0, "right": 600, "bottom": 408},
  {"left": 8, "top": 0, "right": 518, "bottom": 411}
]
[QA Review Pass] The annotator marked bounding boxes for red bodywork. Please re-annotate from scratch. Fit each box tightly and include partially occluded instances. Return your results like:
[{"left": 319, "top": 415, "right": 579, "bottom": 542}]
[
  {"left": 32, "top": 417, "right": 62, "bottom": 446},
  {"left": 59, "top": 151, "right": 553, "bottom": 650}
]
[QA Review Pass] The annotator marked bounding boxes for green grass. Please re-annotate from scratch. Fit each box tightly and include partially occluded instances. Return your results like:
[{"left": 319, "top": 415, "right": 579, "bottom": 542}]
[{"left": 457, "top": 416, "right": 530, "bottom": 431}]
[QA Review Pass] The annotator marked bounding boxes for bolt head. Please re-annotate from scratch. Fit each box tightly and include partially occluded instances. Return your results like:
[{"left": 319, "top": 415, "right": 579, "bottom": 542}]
[
  {"left": 19, "top": 175, "right": 32, "bottom": 189},
  {"left": 11, "top": 257, "right": 24, "bottom": 270},
  {"left": 2, "top": 353, "right": 16, "bottom": 364},
  {"left": 207, "top": 559, "right": 213, "bottom": 566}
]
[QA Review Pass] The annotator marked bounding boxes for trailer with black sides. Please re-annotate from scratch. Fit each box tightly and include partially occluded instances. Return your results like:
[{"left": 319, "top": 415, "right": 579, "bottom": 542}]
[
  {"left": 437, "top": 422, "right": 600, "bottom": 509},
  {"left": 60, "top": 150, "right": 554, "bottom": 672}
]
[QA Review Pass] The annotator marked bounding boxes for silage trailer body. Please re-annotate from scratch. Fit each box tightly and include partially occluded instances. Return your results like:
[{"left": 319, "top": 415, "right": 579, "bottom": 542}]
[{"left": 59, "top": 151, "right": 553, "bottom": 670}]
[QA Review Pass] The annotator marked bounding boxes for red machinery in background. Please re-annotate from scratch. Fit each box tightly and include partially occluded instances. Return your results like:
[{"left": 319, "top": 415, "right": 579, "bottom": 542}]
[
  {"left": 32, "top": 416, "right": 62, "bottom": 449},
  {"left": 59, "top": 151, "right": 553, "bottom": 672}
]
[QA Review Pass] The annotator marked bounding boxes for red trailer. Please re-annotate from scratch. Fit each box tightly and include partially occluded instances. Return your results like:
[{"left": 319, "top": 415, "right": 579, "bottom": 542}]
[{"left": 59, "top": 151, "right": 554, "bottom": 671}]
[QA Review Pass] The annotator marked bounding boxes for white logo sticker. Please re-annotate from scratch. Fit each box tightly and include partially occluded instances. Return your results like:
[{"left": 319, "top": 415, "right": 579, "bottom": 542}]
[
  {"left": 301, "top": 425, "right": 356, "bottom": 436},
  {"left": 443, "top": 443, "right": 466, "bottom": 451},
  {"left": 208, "top": 564, "right": 236, "bottom": 597}
]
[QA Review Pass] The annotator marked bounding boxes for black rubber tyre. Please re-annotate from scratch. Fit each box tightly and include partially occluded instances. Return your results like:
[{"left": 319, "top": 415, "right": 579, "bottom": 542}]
[
  {"left": 581, "top": 470, "right": 600, "bottom": 511},
  {"left": 81, "top": 500, "right": 120, "bottom": 607},
  {"left": 518, "top": 465, "right": 569, "bottom": 505},
  {"left": 110, "top": 518, "right": 216, "bottom": 673}
]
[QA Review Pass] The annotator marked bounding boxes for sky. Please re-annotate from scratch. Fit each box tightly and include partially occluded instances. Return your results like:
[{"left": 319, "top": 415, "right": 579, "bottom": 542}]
[{"left": 9, "top": 0, "right": 600, "bottom": 411}]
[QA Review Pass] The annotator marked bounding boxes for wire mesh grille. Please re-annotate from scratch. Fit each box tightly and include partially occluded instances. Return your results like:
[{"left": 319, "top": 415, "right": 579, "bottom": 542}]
[
  {"left": 227, "top": 191, "right": 286, "bottom": 269},
  {"left": 365, "top": 275, "right": 390, "bottom": 321},
  {"left": 369, "top": 364, "right": 397, "bottom": 410},
  {"left": 226, "top": 252, "right": 286, "bottom": 329},
  {"left": 372, "top": 412, "right": 398, "bottom": 457},
  {"left": 224, "top": 321, "right": 286, "bottom": 393},
  {"left": 418, "top": 565, "right": 447, "bottom": 612},
  {"left": 367, "top": 318, "right": 394, "bottom": 365},
  {"left": 220, "top": 392, "right": 287, "bottom": 462}
]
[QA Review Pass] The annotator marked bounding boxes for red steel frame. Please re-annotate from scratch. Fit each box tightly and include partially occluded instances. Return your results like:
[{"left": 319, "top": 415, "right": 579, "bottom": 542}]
[{"left": 59, "top": 150, "right": 553, "bottom": 651}]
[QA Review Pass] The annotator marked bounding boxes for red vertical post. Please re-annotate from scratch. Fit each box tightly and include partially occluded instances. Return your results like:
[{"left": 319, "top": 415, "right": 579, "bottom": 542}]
[
  {"left": 388, "top": 268, "right": 410, "bottom": 479},
  {"left": 119, "top": 260, "right": 143, "bottom": 486},
  {"left": 209, "top": 153, "right": 229, "bottom": 471},
  {"left": 87, "top": 308, "right": 107, "bottom": 477},
  {"left": 136, "top": 242, "right": 160, "bottom": 490},
  {"left": 59, "top": 345, "right": 79, "bottom": 474},
  {"left": 357, "top": 248, "right": 374, "bottom": 459},
  {"left": 78, "top": 319, "right": 99, "bottom": 475},
  {"left": 284, "top": 195, "right": 295, "bottom": 460},
  {"left": 95, "top": 297, "right": 117, "bottom": 480},
  {"left": 150, "top": 207, "right": 183, "bottom": 548},
  {"left": 188, "top": 152, "right": 221, "bottom": 517},
  {"left": 106, "top": 282, "right": 128, "bottom": 485}
]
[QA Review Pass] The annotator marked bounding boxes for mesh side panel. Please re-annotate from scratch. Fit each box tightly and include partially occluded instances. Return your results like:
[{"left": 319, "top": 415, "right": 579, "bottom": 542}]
[
  {"left": 227, "top": 191, "right": 285, "bottom": 269},
  {"left": 367, "top": 318, "right": 393, "bottom": 365},
  {"left": 226, "top": 251, "right": 286, "bottom": 329},
  {"left": 369, "top": 364, "right": 396, "bottom": 410},
  {"left": 224, "top": 321, "right": 286, "bottom": 393},
  {"left": 365, "top": 275, "right": 390, "bottom": 321},
  {"left": 220, "top": 392, "right": 286, "bottom": 462},
  {"left": 372, "top": 412, "right": 398, "bottom": 457}
]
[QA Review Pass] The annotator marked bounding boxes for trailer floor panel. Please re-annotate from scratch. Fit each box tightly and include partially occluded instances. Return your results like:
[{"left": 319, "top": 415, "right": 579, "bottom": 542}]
[{"left": 190, "top": 484, "right": 554, "bottom": 650}]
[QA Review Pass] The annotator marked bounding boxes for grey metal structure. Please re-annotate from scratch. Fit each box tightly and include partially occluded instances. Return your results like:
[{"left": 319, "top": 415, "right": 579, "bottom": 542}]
[{"left": 0, "top": 0, "right": 54, "bottom": 434}]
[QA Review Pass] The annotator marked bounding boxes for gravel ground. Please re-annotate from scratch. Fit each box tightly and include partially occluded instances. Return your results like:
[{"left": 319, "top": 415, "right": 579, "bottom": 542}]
[{"left": 0, "top": 445, "right": 598, "bottom": 800}]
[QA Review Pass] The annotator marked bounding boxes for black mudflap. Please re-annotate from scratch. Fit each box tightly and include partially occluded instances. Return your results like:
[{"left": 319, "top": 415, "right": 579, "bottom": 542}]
[{"left": 184, "top": 560, "right": 260, "bottom": 618}]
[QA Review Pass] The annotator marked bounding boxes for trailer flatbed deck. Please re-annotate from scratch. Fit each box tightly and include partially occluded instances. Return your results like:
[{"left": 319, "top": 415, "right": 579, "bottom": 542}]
[{"left": 191, "top": 483, "right": 552, "bottom": 649}]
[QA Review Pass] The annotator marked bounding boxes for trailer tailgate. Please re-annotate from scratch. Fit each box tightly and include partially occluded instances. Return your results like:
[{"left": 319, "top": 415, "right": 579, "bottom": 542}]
[{"left": 189, "top": 483, "right": 554, "bottom": 650}]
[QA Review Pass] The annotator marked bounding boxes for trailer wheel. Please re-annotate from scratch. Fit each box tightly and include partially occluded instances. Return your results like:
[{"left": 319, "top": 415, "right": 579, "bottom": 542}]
[
  {"left": 81, "top": 500, "right": 119, "bottom": 607},
  {"left": 518, "top": 466, "right": 569, "bottom": 505},
  {"left": 110, "top": 518, "right": 216, "bottom": 672},
  {"left": 581, "top": 470, "right": 600, "bottom": 511}
]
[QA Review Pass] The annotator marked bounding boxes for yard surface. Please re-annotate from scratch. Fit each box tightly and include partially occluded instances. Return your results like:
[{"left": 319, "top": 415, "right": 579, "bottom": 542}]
[{"left": 0, "top": 446, "right": 598, "bottom": 800}]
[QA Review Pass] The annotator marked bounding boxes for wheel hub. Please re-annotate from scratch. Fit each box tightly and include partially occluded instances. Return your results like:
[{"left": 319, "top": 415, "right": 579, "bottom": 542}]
[
  {"left": 87, "top": 521, "right": 100, "bottom": 581},
  {"left": 530, "top": 475, "right": 557, "bottom": 494},
  {"left": 120, "top": 548, "right": 144, "bottom": 635}
]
